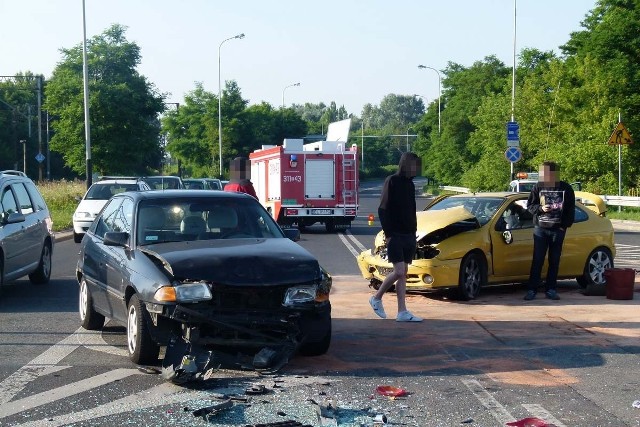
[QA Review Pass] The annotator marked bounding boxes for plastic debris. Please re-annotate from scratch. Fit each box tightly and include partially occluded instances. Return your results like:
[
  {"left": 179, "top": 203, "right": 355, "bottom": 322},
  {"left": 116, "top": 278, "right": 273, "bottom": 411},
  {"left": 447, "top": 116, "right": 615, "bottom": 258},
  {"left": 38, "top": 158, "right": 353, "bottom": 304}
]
[
  {"left": 137, "top": 365, "right": 161, "bottom": 374},
  {"left": 461, "top": 418, "right": 474, "bottom": 424},
  {"left": 192, "top": 399, "right": 233, "bottom": 419},
  {"left": 245, "top": 384, "right": 267, "bottom": 395},
  {"left": 633, "top": 400, "right": 640, "bottom": 408},
  {"left": 506, "top": 417, "right": 557, "bottom": 427},
  {"left": 375, "top": 385, "right": 407, "bottom": 397},
  {"left": 373, "top": 413, "right": 388, "bottom": 426}
]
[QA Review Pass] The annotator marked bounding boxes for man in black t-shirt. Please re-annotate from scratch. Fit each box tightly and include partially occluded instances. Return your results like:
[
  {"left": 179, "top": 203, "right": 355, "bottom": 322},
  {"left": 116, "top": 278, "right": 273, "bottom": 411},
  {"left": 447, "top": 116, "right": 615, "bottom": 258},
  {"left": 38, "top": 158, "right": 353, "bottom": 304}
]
[
  {"left": 524, "top": 161, "right": 575, "bottom": 301},
  {"left": 368, "top": 152, "right": 423, "bottom": 322}
]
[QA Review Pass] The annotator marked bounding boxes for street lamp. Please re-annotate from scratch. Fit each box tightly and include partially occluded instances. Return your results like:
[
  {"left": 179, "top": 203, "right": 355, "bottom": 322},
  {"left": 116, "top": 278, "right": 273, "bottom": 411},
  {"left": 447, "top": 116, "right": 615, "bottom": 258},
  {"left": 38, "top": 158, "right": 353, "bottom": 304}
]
[
  {"left": 218, "top": 32, "right": 245, "bottom": 177},
  {"left": 20, "top": 139, "right": 26, "bottom": 173},
  {"left": 417, "top": 65, "right": 441, "bottom": 134},
  {"left": 282, "top": 82, "right": 300, "bottom": 108}
]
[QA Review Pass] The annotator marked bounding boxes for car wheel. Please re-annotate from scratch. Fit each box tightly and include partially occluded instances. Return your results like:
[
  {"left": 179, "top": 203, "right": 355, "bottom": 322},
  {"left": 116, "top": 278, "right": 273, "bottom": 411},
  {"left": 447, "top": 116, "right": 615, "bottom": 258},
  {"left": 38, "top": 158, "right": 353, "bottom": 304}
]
[
  {"left": 127, "top": 294, "right": 160, "bottom": 365},
  {"left": 299, "top": 319, "right": 331, "bottom": 356},
  {"left": 0, "top": 256, "right": 4, "bottom": 288},
  {"left": 29, "top": 242, "right": 52, "bottom": 284},
  {"left": 325, "top": 220, "right": 335, "bottom": 233},
  {"left": 577, "top": 247, "right": 613, "bottom": 288},
  {"left": 79, "top": 278, "right": 105, "bottom": 330},
  {"left": 73, "top": 231, "right": 83, "bottom": 243},
  {"left": 457, "top": 252, "right": 486, "bottom": 300}
]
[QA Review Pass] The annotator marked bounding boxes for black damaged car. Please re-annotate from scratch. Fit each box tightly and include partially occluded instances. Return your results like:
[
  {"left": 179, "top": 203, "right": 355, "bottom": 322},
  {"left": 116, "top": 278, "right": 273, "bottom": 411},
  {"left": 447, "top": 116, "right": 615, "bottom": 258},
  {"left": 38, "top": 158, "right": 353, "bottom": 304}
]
[{"left": 77, "top": 190, "right": 331, "bottom": 382}]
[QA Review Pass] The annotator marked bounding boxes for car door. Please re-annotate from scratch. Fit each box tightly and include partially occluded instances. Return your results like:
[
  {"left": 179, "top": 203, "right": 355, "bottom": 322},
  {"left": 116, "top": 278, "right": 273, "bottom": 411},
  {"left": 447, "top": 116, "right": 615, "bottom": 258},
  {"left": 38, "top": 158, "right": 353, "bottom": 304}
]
[
  {"left": 0, "top": 185, "right": 22, "bottom": 279},
  {"left": 83, "top": 198, "right": 122, "bottom": 313},
  {"left": 104, "top": 197, "right": 134, "bottom": 323},
  {"left": 490, "top": 199, "right": 536, "bottom": 280},
  {"left": 12, "top": 182, "right": 42, "bottom": 270}
]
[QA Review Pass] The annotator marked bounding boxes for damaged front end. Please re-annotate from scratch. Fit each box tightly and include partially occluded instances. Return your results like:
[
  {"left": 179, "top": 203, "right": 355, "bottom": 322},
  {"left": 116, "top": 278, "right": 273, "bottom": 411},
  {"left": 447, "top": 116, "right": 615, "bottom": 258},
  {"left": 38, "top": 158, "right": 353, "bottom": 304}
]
[{"left": 146, "top": 271, "right": 332, "bottom": 384}]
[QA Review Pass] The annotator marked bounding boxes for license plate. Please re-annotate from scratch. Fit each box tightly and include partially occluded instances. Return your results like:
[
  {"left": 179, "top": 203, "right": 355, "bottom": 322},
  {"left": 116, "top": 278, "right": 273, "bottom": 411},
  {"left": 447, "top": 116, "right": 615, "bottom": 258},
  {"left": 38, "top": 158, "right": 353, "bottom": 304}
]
[{"left": 311, "top": 209, "right": 332, "bottom": 215}]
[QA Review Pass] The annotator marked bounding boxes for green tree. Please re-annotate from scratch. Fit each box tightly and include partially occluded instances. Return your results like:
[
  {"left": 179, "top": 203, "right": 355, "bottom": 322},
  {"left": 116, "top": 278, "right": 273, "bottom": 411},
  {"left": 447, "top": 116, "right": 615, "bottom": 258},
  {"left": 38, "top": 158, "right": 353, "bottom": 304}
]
[{"left": 44, "top": 24, "right": 165, "bottom": 176}]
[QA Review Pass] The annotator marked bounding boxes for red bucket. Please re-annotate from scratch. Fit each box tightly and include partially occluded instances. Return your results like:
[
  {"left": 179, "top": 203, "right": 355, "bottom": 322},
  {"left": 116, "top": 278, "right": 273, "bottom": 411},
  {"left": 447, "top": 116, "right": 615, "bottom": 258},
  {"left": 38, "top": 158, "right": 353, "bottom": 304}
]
[{"left": 604, "top": 268, "right": 635, "bottom": 300}]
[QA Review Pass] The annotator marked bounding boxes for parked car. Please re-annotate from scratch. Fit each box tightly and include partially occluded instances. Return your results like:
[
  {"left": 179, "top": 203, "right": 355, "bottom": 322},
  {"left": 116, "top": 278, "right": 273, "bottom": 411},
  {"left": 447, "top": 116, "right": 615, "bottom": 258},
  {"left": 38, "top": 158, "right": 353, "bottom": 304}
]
[
  {"left": 0, "top": 170, "right": 54, "bottom": 287},
  {"left": 76, "top": 190, "right": 332, "bottom": 382},
  {"left": 141, "top": 176, "right": 184, "bottom": 190},
  {"left": 72, "top": 177, "right": 150, "bottom": 243},
  {"left": 182, "top": 178, "right": 222, "bottom": 190},
  {"left": 357, "top": 192, "right": 615, "bottom": 300}
]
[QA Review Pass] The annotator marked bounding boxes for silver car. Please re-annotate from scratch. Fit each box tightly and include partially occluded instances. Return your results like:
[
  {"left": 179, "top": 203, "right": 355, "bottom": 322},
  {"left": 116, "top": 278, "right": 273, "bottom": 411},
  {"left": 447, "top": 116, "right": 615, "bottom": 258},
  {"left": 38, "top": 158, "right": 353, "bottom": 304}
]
[{"left": 0, "top": 170, "right": 54, "bottom": 287}]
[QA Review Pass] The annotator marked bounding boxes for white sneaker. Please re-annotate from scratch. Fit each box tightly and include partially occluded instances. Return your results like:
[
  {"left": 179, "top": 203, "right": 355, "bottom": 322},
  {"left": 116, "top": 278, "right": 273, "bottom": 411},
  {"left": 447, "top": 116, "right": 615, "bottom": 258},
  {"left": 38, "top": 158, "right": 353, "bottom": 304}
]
[
  {"left": 369, "top": 296, "right": 386, "bottom": 319},
  {"left": 396, "top": 310, "right": 423, "bottom": 322}
]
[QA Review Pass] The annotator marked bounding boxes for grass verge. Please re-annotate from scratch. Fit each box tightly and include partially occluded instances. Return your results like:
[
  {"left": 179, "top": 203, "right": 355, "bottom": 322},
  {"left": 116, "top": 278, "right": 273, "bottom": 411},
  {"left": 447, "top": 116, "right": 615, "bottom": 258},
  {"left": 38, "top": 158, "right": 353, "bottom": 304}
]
[{"left": 37, "top": 180, "right": 85, "bottom": 232}]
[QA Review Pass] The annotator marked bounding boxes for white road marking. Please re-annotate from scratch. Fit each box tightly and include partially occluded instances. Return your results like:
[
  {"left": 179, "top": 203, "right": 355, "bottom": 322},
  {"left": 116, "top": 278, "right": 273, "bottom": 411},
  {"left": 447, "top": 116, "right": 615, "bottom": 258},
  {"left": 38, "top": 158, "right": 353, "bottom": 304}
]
[
  {"left": 461, "top": 378, "right": 515, "bottom": 424},
  {"left": 338, "top": 232, "right": 361, "bottom": 257},
  {"left": 75, "top": 328, "right": 128, "bottom": 357},
  {"left": 345, "top": 229, "right": 367, "bottom": 252},
  {"left": 614, "top": 244, "right": 640, "bottom": 268},
  {"left": 522, "top": 403, "right": 567, "bottom": 427},
  {"left": 0, "top": 368, "right": 142, "bottom": 418},
  {"left": 0, "top": 327, "right": 83, "bottom": 405}
]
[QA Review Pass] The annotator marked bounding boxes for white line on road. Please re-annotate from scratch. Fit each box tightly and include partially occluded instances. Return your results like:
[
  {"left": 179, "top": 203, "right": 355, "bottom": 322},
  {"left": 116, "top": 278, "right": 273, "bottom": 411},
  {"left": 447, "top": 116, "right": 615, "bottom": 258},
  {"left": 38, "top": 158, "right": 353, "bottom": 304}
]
[
  {"left": 0, "top": 368, "right": 142, "bottom": 419},
  {"left": 75, "top": 328, "right": 129, "bottom": 357},
  {"left": 0, "top": 327, "right": 84, "bottom": 405},
  {"left": 338, "top": 232, "right": 361, "bottom": 257},
  {"left": 461, "top": 378, "right": 515, "bottom": 425},
  {"left": 522, "top": 403, "right": 567, "bottom": 427},
  {"left": 345, "top": 229, "right": 367, "bottom": 252}
]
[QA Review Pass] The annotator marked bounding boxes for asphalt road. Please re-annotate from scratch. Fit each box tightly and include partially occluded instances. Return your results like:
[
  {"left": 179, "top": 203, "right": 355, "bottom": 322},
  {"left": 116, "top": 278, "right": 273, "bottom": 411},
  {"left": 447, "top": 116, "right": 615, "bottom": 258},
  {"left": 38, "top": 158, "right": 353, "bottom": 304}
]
[{"left": 0, "top": 186, "right": 639, "bottom": 427}]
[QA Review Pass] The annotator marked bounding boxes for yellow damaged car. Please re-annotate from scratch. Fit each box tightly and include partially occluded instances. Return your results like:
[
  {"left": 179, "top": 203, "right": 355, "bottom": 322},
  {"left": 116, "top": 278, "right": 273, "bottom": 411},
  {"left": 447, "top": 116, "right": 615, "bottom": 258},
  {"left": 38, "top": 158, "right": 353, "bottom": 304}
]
[{"left": 356, "top": 192, "right": 615, "bottom": 300}]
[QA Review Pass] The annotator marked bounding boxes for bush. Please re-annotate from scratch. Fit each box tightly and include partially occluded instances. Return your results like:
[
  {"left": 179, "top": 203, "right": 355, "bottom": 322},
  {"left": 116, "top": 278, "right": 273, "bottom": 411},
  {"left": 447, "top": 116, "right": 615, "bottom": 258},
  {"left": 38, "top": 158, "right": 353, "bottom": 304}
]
[{"left": 37, "top": 180, "right": 85, "bottom": 231}]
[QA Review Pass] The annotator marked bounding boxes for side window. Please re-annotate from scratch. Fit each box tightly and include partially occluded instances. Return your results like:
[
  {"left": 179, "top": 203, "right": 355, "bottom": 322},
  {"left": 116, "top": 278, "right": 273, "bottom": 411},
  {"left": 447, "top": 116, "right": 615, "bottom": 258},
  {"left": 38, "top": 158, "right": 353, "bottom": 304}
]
[
  {"left": 112, "top": 198, "right": 134, "bottom": 233},
  {"left": 92, "top": 198, "right": 122, "bottom": 239},
  {"left": 1, "top": 186, "right": 19, "bottom": 215},
  {"left": 574, "top": 206, "right": 589, "bottom": 223},
  {"left": 13, "top": 183, "right": 35, "bottom": 215},
  {"left": 25, "top": 182, "right": 47, "bottom": 212}
]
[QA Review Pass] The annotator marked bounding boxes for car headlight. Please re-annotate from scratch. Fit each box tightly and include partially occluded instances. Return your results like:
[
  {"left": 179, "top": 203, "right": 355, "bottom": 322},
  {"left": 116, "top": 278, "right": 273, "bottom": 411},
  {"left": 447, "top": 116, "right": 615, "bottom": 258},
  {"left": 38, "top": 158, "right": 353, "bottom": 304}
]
[
  {"left": 154, "top": 282, "right": 212, "bottom": 303},
  {"left": 283, "top": 284, "right": 317, "bottom": 306},
  {"left": 74, "top": 211, "right": 92, "bottom": 219}
]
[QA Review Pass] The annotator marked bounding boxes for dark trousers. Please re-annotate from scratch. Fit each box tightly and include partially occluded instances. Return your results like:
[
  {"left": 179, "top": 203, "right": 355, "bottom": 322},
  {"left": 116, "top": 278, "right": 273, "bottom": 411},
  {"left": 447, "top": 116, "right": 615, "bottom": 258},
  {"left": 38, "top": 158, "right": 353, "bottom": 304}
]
[{"left": 528, "top": 226, "right": 566, "bottom": 292}]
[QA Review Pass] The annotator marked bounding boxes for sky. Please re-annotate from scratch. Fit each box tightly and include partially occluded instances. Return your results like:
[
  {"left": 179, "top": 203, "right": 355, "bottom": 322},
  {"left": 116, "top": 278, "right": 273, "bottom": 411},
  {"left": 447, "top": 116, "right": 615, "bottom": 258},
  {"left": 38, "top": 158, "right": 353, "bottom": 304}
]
[{"left": 1, "top": 0, "right": 597, "bottom": 116}]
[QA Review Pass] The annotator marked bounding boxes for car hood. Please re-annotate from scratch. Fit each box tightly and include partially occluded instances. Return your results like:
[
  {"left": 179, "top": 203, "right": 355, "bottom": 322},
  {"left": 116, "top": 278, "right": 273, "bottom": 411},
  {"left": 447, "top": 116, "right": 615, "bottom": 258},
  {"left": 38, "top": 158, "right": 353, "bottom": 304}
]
[
  {"left": 574, "top": 191, "right": 607, "bottom": 215},
  {"left": 415, "top": 205, "right": 478, "bottom": 241},
  {"left": 75, "top": 199, "right": 108, "bottom": 215},
  {"left": 139, "top": 238, "right": 321, "bottom": 286}
]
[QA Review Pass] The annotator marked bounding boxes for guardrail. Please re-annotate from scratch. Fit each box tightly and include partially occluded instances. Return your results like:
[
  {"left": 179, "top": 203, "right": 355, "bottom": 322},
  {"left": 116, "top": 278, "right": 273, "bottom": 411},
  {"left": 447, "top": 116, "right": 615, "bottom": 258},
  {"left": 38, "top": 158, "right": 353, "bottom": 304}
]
[{"left": 438, "top": 186, "right": 640, "bottom": 207}]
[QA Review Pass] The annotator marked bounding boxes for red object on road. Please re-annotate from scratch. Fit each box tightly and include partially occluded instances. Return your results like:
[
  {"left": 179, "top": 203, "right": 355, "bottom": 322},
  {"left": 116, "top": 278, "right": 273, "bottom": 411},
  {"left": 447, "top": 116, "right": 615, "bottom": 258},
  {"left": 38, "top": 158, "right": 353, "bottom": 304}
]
[
  {"left": 506, "top": 417, "right": 556, "bottom": 427},
  {"left": 375, "top": 385, "right": 407, "bottom": 397}
]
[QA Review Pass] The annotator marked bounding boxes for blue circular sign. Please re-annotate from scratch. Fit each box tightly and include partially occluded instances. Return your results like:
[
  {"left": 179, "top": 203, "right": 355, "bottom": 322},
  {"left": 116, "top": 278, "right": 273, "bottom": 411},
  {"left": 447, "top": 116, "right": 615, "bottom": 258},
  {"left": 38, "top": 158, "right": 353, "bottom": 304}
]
[{"left": 505, "top": 147, "right": 522, "bottom": 163}]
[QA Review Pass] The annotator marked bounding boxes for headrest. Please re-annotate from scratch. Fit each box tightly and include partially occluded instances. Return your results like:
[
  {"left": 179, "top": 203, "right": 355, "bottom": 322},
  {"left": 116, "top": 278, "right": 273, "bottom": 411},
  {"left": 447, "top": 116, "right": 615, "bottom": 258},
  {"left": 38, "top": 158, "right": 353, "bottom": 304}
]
[
  {"left": 180, "top": 216, "right": 206, "bottom": 234},
  {"left": 208, "top": 206, "right": 238, "bottom": 229}
]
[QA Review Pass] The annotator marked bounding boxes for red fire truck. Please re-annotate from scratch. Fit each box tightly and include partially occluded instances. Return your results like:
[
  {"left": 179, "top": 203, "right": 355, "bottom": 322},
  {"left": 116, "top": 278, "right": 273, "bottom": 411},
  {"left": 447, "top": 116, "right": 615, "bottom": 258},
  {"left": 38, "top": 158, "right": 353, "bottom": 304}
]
[{"left": 249, "top": 119, "right": 358, "bottom": 232}]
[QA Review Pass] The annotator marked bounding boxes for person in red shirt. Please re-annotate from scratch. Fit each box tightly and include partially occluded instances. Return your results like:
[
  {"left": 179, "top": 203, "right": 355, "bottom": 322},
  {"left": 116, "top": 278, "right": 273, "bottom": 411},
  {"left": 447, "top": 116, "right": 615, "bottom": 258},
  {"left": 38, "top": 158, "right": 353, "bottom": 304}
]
[{"left": 223, "top": 157, "right": 258, "bottom": 199}]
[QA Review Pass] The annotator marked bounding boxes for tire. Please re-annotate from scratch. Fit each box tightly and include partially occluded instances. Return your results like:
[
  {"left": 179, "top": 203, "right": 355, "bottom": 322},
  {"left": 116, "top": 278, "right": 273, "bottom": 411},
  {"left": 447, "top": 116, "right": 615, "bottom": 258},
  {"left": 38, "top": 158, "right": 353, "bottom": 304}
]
[
  {"left": 74, "top": 232, "right": 83, "bottom": 244},
  {"left": 325, "top": 220, "right": 335, "bottom": 233},
  {"left": 457, "top": 252, "right": 486, "bottom": 300},
  {"left": 0, "top": 256, "right": 4, "bottom": 289},
  {"left": 79, "top": 278, "right": 105, "bottom": 330},
  {"left": 299, "top": 320, "right": 331, "bottom": 356},
  {"left": 127, "top": 294, "right": 160, "bottom": 365},
  {"left": 29, "top": 242, "right": 52, "bottom": 284},
  {"left": 577, "top": 247, "right": 613, "bottom": 288}
]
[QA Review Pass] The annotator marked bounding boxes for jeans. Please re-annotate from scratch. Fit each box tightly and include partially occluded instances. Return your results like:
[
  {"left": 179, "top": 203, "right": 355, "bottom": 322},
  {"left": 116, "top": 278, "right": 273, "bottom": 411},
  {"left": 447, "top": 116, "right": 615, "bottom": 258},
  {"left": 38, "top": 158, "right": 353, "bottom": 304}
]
[{"left": 528, "top": 226, "right": 566, "bottom": 292}]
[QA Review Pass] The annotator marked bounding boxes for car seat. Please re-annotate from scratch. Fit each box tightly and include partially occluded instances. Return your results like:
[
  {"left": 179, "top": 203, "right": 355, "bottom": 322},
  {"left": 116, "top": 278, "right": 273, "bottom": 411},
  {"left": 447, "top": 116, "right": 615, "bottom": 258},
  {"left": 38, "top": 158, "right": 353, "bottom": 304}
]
[
  {"left": 205, "top": 206, "right": 238, "bottom": 238},
  {"left": 180, "top": 215, "right": 207, "bottom": 240},
  {"left": 138, "top": 206, "right": 166, "bottom": 243}
]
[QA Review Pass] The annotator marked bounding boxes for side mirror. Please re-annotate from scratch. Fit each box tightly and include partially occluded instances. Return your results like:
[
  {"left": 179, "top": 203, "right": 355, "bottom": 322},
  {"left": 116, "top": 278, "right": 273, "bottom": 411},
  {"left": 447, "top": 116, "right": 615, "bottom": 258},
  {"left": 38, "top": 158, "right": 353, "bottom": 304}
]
[
  {"left": 282, "top": 228, "right": 301, "bottom": 242},
  {"left": 103, "top": 231, "right": 130, "bottom": 247},
  {"left": 2, "top": 212, "right": 26, "bottom": 225}
]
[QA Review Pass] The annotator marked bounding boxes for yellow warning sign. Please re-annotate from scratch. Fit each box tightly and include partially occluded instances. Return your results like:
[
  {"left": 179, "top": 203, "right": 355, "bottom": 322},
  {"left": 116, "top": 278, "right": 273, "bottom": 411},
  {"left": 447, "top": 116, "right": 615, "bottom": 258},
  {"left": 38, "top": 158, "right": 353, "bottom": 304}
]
[{"left": 607, "top": 122, "right": 634, "bottom": 145}]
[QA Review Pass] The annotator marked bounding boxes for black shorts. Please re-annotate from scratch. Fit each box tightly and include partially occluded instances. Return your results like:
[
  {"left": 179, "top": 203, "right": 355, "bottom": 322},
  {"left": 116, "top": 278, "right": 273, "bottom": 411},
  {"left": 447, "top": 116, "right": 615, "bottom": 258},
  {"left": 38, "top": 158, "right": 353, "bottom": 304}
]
[{"left": 386, "top": 233, "right": 416, "bottom": 264}]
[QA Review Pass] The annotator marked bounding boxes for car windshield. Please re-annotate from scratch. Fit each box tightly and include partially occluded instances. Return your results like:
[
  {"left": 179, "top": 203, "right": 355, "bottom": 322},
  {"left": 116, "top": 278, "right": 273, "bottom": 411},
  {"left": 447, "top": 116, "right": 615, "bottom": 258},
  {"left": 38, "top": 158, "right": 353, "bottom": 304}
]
[
  {"left": 183, "top": 180, "right": 205, "bottom": 190},
  {"left": 86, "top": 183, "right": 139, "bottom": 200},
  {"left": 137, "top": 197, "right": 285, "bottom": 245},
  {"left": 427, "top": 196, "right": 506, "bottom": 226},
  {"left": 144, "top": 177, "right": 182, "bottom": 189}
]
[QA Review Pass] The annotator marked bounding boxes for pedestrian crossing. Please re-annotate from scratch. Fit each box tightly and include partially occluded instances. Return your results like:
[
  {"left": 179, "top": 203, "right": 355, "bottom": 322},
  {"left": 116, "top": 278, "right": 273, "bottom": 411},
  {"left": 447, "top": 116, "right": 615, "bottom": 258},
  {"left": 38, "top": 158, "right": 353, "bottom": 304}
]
[{"left": 615, "top": 243, "right": 640, "bottom": 269}]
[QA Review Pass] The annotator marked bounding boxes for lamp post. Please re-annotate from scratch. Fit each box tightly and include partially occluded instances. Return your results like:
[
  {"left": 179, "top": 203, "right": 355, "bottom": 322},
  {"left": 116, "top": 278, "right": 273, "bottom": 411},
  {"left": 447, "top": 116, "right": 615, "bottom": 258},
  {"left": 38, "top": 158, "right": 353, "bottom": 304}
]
[
  {"left": 218, "top": 32, "right": 245, "bottom": 178},
  {"left": 417, "top": 65, "right": 441, "bottom": 134},
  {"left": 282, "top": 82, "right": 300, "bottom": 108},
  {"left": 82, "top": 0, "right": 92, "bottom": 189},
  {"left": 20, "top": 139, "right": 26, "bottom": 174}
]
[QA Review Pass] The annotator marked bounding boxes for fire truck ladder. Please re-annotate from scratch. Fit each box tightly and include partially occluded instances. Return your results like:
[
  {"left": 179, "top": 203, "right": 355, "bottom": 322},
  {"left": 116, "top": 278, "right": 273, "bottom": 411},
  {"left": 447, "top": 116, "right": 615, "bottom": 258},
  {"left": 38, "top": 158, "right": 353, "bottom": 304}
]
[{"left": 340, "top": 150, "right": 358, "bottom": 214}]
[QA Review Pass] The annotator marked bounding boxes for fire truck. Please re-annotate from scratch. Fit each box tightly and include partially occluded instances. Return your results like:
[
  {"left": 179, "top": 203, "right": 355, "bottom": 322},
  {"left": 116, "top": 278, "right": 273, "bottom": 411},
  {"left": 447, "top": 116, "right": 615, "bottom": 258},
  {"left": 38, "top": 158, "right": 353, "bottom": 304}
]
[{"left": 249, "top": 119, "right": 358, "bottom": 232}]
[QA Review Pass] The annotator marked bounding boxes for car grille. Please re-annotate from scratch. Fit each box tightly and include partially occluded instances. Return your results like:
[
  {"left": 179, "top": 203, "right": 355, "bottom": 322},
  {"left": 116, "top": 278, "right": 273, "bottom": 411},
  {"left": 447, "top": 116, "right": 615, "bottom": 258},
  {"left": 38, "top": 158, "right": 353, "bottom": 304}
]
[{"left": 209, "top": 285, "right": 289, "bottom": 310}]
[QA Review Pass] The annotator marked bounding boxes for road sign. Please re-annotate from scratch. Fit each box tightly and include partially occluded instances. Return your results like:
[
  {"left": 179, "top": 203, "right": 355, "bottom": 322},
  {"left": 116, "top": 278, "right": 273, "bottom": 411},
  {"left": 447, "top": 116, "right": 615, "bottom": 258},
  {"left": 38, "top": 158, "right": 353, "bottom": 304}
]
[
  {"left": 35, "top": 153, "right": 45, "bottom": 163},
  {"left": 505, "top": 146, "right": 522, "bottom": 163},
  {"left": 607, "top": 122, "right": 633, "bottom": 145},
  {"left": 506, "top": 121, "right": 520, "bottom": 147}
]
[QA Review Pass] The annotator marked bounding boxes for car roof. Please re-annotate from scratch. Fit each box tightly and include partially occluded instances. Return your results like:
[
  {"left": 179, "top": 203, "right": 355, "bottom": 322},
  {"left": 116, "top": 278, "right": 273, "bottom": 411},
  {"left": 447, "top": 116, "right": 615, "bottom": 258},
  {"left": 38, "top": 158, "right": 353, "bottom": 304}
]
[
  {"left": 93, "top": 179, "right": 142, "bottom": 185},
  {"left": 117, "top": 189, "right": 253, "bottom": 201}
]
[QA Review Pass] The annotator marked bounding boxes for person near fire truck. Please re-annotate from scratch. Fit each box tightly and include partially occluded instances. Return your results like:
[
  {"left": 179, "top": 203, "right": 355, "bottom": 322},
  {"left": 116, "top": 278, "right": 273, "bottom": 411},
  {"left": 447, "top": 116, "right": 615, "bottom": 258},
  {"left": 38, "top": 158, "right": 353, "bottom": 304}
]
[
  {"left": 224, "top": 157, "right": 258, "bottom": 199},
  {"left": 369, "top": 152, "right": 423, "bottom": 322}
]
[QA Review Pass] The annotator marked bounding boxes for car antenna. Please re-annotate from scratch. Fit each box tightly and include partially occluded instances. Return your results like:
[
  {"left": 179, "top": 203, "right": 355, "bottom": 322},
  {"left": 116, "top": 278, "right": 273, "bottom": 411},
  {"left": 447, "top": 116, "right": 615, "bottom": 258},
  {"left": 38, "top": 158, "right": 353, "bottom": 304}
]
[{"left": 544, "top": 80, "right": 561, "bottom": 161}]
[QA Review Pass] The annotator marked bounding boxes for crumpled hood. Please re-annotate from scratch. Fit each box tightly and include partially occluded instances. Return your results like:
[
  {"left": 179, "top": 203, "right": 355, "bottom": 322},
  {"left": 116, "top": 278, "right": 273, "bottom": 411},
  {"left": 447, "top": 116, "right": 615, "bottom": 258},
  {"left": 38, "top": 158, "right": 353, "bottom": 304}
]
[
  {"left": 139, "top": 238, "right": 320, "bottom": 286},
  {"left": 415, "top": 205, "right": 477, "bottom": 241}
]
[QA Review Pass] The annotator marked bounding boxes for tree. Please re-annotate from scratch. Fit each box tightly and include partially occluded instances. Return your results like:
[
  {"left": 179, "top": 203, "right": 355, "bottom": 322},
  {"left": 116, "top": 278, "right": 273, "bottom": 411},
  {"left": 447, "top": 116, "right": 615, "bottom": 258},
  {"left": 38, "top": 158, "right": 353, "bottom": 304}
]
[{"left": 44, "top": 24, "right": 165, "bottom": 176}]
